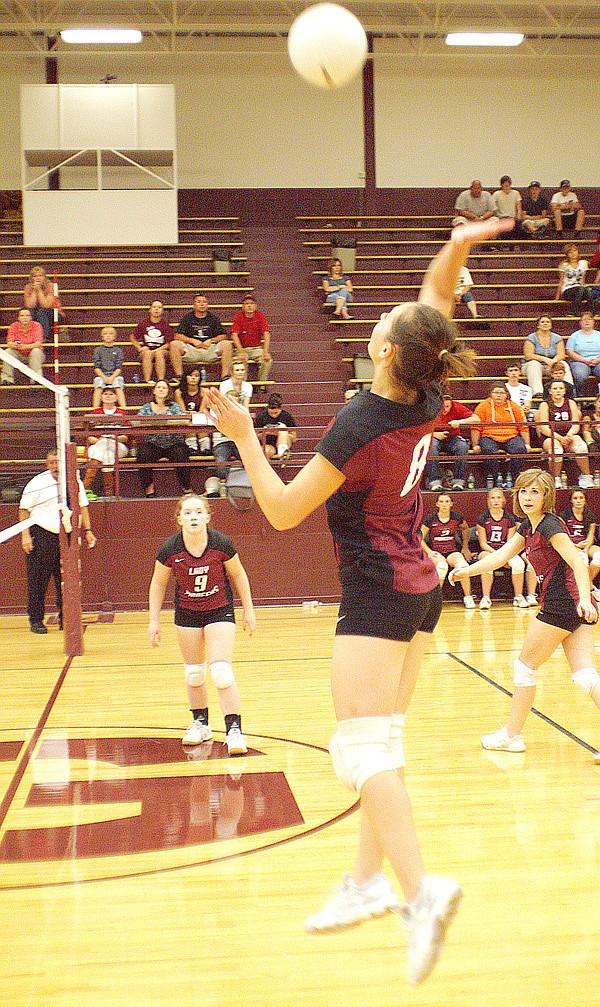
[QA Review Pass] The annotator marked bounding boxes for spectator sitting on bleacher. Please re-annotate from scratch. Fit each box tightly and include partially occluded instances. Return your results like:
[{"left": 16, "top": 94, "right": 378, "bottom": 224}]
[
  {"left": 254, "top": 392, "right": 297, "bottom": 466},
  {"left": 566, "top": 309, "right": 600, "bottom": 395},
  {"left": 92, "top": 325, "right": 127, "bottom": 409},
  {"left": 136, "top": 379, "right": 190, "bottom": 498},
  {"left": 322, "top": 258, "right": 354, "bottom": 319},
  {"left": 83, "top": 386, "right": 128, "bottom": 499},
  {"left": 520, "top": 181, "right": 551, "bottom": 238},
  {"left": 220, "top": 360, "right": 253, "bottom": 407},
  {"left": 174, "top": 366, "right": 212, "bottom": 456},
  {"left": 130, "top": 300, "right": 173, "bottom": 387},
  {"left": 230, "top": 294, "right": 272, "bottom": 387},
  {"left": 504, "top": 363, "right": 532, "bottom": 414},
  {"left": 550, "top": 179, "right": 585, "bottom": 236},
  {"left": 1, "top": 308, "right": 44, "bottom": 385},
  {"left": 475, "top": 487, "right": 537, "bottom": 609},
  {"left": 454, "top": 265, "right": 478, "bottom": 320},
  {"left": 170, "top": 294, "right": 233, "bottom": 382},
  {"left": 23, "top": 265, "right": 60, "bottom": 341},
  {"left": 425, "top": 389, "right": 477, "bottom": 492},
  {"left": 555, "top": 244, "right": 595, "bottom": 317},
  {"left": 471, "top": 382, "right": 531, "bottom": 487},
  {"left": 452, "top": 179, "right": 496, "bottom": 227},
  {"left": 213, "top": 387, "right": 250, "bottom": 498},
  {"left": 582, "top": 395, "right": 600, "bottom": 454},
  {"left": 537, "top": 379, "right": 592, "bottom": 488},
  {"left": 522, "top": 314, "right": 570, "bottom": 397},
  {"left": 492, "top": 175, "right": 523, "bottom": 238},
  {"left": 421, "top": 493, "right": 476, "bottom": 608},
  {"left": 542, "top": 359, "right": 575, "bottom": 401}
]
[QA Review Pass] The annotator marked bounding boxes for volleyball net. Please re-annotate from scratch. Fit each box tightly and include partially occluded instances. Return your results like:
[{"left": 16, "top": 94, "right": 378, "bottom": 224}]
[{"left": 0, "top": 345, "right": 84, "bottom": 656}]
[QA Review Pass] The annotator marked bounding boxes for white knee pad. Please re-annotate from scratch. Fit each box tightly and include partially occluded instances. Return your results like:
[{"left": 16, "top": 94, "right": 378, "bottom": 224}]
[
  {"left": 514, "top": 658, "right": 537, "bottom": 687},
  {"left": 329, "top": 717, "right": 394, "bottom": 793},
  {"left": 509, "top": 554, "right": 525, "bottom": 574},
  {"left": 388, "top": 713, "right": 406, "bottom": 770},
  {"left": 184, "top": 663, "right": 206, "bottom": 688},
  {"left": 436, "top": 559, "right": 448, "bottom": 582},
  {"left": 572, "top": 667, "right": 600, "bottom": 697},
  {"left": 210, "top": 661, "right": 234, "bottom": 689}
]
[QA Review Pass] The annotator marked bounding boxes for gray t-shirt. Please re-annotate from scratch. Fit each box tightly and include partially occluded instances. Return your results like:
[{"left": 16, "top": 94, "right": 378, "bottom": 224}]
[{"left": 454, "top": 189, "right": 496, "bottom": 218}]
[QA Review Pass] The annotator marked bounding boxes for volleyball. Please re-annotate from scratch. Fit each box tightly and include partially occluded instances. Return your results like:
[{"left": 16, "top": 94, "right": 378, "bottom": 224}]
[{"left": 287, "top": 3, "right": 368, "bottom": 90}]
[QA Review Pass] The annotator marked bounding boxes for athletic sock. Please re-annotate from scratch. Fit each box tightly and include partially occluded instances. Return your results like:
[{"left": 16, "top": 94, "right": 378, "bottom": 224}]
[
  {"left": 192, "top": 707, "right": 209, "bottom": 724},
  {"left": 225, "top": 713, "right": 241, "bottom": 733}
]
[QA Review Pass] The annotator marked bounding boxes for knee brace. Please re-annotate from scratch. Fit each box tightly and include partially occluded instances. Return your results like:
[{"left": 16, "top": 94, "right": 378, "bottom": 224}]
[
  {"left": 388, "top": 713, "right": 406, "bottom": 770},
  {"left": 184, "top": 663, "right": 206, "bottom": 688},
  {"left": 329, "top": 717, "right": 394, "bottom": 793},
  {"left": 210, "top": 661, "right": 234, "bottom": 689},
  {"left": 436, "top": 559, "right": 448, "bottom": 582},
  {"left": 509, "top": 554, "right": 525, "bottom": 574},
  {"left": 572, "top": 667, "right": 600, "bottom": 697},
  {"left": 514, "top": 658, "right": 537, "bottom": 687}
]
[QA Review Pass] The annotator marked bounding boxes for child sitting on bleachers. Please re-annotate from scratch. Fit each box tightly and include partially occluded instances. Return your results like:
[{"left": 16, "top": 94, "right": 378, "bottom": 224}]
[{"left": 92, "top": 325, "right": 127, "bottom": 409}]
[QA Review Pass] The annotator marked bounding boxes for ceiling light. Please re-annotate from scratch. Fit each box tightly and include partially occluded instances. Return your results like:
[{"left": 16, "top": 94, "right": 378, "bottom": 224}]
[
  {"left": 445, "top": 32, "right": 524, "bottom": 47},
  {"left": 60, "top": 29, "right": 143, "bottom": 44}
]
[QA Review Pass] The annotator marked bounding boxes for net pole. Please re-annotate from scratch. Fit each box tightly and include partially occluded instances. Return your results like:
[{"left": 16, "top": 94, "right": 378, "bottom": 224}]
[
  {"left": 53, "top": 272, "right": 60, "bottom": 384},
  {"left": 59, "top": 441, "right": 84, "bottom": 657}
]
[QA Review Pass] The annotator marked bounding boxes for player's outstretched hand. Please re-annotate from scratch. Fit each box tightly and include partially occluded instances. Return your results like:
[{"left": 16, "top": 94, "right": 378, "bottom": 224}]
[
  {"left": 451, "top": 217, "right": 514, "bottom": 249},
  {"left": 148, "top": 620, "right": 161, "bottom": 647},
  {"left": 448, "top": 566, "right": 469, "bottom": 586},
  {"left": 204, "top": 388, "right": 254, "bottom": 443},
  {"left": 577, "top": 598, "right": 598, "bottom": 624}
]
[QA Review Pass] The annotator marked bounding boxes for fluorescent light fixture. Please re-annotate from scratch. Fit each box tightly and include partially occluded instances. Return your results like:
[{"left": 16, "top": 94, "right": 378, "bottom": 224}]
[
  {"left": 60, "top": 29, "right": 143, "bottom": 44},
  {"left": 445, "top": 32, "right": 524, "bottom": 46}
]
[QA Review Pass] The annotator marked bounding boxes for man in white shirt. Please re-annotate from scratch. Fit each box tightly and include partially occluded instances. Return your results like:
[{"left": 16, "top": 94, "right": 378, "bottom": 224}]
[
  {"left": 551, "top": 180, "right": 585, "bottom": 235},
  {"left": 18, "top": 450, "right": 96, "bottom": 633}
]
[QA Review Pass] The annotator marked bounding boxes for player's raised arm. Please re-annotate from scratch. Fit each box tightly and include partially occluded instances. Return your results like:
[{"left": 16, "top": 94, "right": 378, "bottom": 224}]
[{"left": 419, "top": 218, "right": 514, "bottom": 317}]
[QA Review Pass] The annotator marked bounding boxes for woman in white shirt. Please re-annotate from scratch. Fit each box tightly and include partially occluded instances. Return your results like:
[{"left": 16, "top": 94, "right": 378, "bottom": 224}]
[{"left": 556, "top": 243, "right": 594, "bottom": 316}]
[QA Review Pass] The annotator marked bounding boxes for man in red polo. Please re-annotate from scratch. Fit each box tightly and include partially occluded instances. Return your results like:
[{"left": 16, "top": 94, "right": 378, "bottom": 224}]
[{"left": 230, "top": 294, "right": 272, "bottom": 386}]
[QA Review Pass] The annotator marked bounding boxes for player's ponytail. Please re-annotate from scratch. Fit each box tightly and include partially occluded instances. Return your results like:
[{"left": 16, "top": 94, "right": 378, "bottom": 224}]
[{"left": 388, "top": 302, "right": 476, "bottom": 391}]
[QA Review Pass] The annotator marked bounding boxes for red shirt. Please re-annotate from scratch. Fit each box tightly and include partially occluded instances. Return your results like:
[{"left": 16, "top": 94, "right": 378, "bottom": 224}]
[
  {"left": 7, "top": 320, "right": 44, "bottom": 347},
  {"left": 231, "top": 310, "right": 269, "bottom": 348},
  {"left": 435, "top": 400, "right": 473, "bottom": 433}
]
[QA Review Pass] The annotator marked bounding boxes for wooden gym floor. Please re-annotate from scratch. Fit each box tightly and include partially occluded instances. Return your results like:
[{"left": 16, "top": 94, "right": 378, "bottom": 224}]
[{"left": 0, "top": 603, "right": 599, "bottom": 1007}]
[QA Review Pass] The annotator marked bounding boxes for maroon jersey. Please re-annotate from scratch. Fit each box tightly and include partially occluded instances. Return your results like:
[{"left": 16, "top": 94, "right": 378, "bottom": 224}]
[
  {"left": 559, "top": 508, "right": 592, "bottom": 545},
  {"left": 318, "top": 387, "right": 441, "bottom": 594},
  {"left": 179, "top": 386, "right": 203, "bottom": 412},
  {"left": 476, "top": 509, "right": 515, "bottom": 549},
  {"left": 423, "top": 512, "right": 464, "bottom": 556},
  {"left": 156, "top": 529, "right": 236, "bottom": 612},
  {"left": 518, "top": 514, "right": 580, "bottom": 614},
  {"left": 133, "top": 317, "right": 173, "bottom": 349},
  {"left": 547, "top": 403, "right": 572, "bottom": 436}
]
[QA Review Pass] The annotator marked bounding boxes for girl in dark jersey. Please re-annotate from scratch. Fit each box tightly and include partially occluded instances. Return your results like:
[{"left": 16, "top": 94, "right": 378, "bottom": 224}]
[
  {"left": 421, "top": 492, "right": 475, "bottom": 606},
  {"left": 560, "top": 488, "right": 600, "bottom": 600},
  {"left": 475, "top": 487, "right": 537, "bottom": 609},
  {"left": 205, "top": 217, "right": 513, "bottom": 986},
  {"left": 537, "top": 379, "right": 592, "bottom": 488},
  {"left": 452, "top": 468, "right": 600, "bottom": 759},
  {"left": 148, "top": 493, "right": 256, "bottom": 755},
  {"left": 174, "top": 366, "right": 212, "bottom": 456}
]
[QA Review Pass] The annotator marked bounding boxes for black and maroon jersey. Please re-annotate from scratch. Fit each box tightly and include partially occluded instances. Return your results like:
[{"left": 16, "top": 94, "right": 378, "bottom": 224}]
[
  {"left": 476, "top": 509, "right": 516, "bottom": 550},
  {"left": 317, "top": 387, "right": 442, "bottom": 594},
  {"left": 559, "top": 508, "right": 592, "bottom": 545},
  {"left": 518, "top": 514, "right": 580, "bottom": 613},
  {"left": 156, "top": 528, "right": 236, "bottom": 612},
  {"left": 179, "top": 387, "right": 203, "bottom": 412},
  {"left": 547, "top": 403, "right": 573, "bottom": 436},
  {"left": 423, "top": 512, "right": 464, "bottom": 556}
]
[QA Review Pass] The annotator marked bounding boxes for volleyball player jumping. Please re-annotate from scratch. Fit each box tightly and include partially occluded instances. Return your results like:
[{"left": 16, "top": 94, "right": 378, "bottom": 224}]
[{"left": 206, "top": 217, "right": 512, "bottom": 984}]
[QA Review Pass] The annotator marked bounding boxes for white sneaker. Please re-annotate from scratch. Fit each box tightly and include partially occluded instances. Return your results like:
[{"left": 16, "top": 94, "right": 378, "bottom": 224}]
[
  {"left": 182, "top": 719, "right": 213, "bottom": 746},
  {"left": 481, "top": 726, "right": 526, "bottom": 752},
  {"left": 399, "top": 875, "right": 463, "bottom": 985},
  {"left": 513, "top": 594, "right": 529, "bottom": 608},
  {"left": 579, "top": 475, "right": 595, "bottom": 489},
  {"left": 305, "top": 873, "right": 399, "bottom": 933},
  {"left": 479, "top": 596, "right": 492, "bottom": 610},
  {"left": 226, "top": 726, "right": 248, "bottom": 755},
  {"left": 554, "top": 477, "right": 562, "bottom": 489},
  {"left": 592, "top": 587, "right": 600, "bottom": 602},
  {"left": 463, "top": 595, "right": 476, "bottom": 609},
  {"left": 526, "top": 594, "right": 538, "bottom": 606}
]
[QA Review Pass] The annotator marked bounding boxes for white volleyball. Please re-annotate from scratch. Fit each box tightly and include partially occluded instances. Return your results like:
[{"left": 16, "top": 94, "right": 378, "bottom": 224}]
[{"left": 287, "top": 3, "right": 368, "bottom": 90}]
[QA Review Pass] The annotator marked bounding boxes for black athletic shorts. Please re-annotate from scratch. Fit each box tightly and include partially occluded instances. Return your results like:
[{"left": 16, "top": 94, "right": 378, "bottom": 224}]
[
  {"left": 536, "top": 606, "right": 587, "bottom": 634},
  {"left": 336, "top": 576, "right": 442, "bottom": 643},
  {"left": 175, "top": 603, "right": 235, "bottom": 629}
]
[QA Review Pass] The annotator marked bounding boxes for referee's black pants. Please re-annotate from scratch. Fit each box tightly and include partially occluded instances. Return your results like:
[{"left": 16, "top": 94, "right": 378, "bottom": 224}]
[{"left": 26, "top": 525, "right": 62, "bottom": 626}]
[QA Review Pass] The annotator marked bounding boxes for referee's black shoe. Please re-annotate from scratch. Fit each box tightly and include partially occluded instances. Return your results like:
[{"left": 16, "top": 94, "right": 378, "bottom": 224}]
[{"left": 30, "top": 622, "right": 48, "bottom": 634}]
